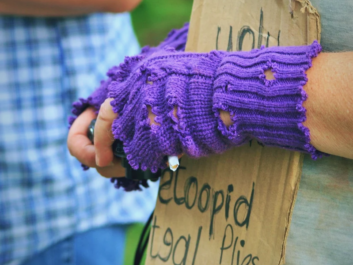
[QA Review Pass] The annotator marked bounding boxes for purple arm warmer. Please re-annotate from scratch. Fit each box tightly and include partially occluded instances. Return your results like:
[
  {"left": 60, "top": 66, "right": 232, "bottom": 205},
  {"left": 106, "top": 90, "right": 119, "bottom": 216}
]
[
  {"left": 108, "top": 41, "right": 324, "bottom": 173},
  {"left": 69, "top": 23, "right": 324, "bottom": 191}
]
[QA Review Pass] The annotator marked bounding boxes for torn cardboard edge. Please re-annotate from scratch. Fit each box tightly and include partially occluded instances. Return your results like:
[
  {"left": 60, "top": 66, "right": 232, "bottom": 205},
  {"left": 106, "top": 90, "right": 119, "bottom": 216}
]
[
  {"left": 294, "top": 0, "right": 321, "bottom": 44},
  {"left": 280, "top": 154, "right": 304, "bottom": 264}
]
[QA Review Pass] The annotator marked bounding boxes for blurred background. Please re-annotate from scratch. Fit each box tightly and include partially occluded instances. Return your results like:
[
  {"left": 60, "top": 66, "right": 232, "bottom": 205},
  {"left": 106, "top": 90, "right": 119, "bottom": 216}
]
[
  {"left": 124, "top": 1, "right": 193, "bottom": 264},
  {"left": 131, "top": 0, "right": 193, "bottom": 47}
]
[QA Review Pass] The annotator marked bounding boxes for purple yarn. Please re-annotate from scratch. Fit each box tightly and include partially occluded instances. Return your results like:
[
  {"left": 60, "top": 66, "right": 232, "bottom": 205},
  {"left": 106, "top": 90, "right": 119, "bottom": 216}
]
[
  {"left": 109, "top": 41, "right": 325, "bottom": 173},
  {"left": 213, "top": 42, "right": 325, "bottom": 159},
  {"left": 68, "top": 23, "right": 190, "bottom": 190},
  {"left": 68, "top": 23, "right": 189, "bottom": 128},
  {"left": 110, "top": 177, "right": 149, "bottom": 192},
  {"left": 68, "top": 78, "right": 113, "bottom": 129},
  {"left": 69, "top": 22, "right": 325, "bottom": 189}
]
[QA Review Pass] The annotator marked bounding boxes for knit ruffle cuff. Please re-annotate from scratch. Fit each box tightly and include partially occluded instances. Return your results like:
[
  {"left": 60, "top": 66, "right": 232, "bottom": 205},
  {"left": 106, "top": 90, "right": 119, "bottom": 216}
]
[{"left": 213, "top": 41, "right": 325, "bottom": 159}]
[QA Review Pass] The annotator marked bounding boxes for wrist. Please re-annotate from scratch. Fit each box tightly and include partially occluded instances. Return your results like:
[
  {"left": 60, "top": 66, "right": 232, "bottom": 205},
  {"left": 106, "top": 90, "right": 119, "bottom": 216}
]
[{"left": 303, "top": 52, "right": 353, "bottom": 159}]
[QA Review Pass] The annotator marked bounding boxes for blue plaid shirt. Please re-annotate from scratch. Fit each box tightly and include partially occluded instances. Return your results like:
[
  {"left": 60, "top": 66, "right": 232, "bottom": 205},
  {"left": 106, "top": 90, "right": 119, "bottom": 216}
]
[{"left": 0, "top": 13, "right": 159, "bottom": 265}]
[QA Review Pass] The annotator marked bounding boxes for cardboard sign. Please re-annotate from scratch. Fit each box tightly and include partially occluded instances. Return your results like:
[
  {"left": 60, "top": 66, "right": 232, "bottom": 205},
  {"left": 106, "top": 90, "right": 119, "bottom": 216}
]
[{"left": 145, "top": 0, "right": 320, "bottom": 264}]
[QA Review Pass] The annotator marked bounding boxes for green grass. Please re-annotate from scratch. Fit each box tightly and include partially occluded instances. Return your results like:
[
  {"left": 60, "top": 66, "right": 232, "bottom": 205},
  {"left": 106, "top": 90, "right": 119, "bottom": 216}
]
[
  {"left": 124, "top": 223, "right": 147, "bottom": 265},
  {"left": 124, "top": 2, "right": 193, "bottom": 264}
]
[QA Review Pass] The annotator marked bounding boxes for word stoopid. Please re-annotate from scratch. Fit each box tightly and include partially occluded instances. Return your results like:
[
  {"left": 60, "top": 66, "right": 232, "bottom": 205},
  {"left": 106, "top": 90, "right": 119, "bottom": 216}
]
[{"left": 150, "top": 167, "right": 259, "bottom": 265}]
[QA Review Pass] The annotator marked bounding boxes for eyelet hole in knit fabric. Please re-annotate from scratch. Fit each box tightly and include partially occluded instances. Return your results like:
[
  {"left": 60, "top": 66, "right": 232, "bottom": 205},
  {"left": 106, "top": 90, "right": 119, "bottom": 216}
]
[
  {"left": 172, "top": 106, "right": 178, "bottom": 120},
  {"left": 264, "top": 69, "right": 276, "bottom": 80},
  {"left": 219, "top": 110, "right": 234, "bottom": 127},
  {"left": 147, "top": 105, "right": 160, "bottom": 126},
  {"left": 146, "top": 73, "right": 153, "bottom": 85},
  {"left": 147, "top": 105, "right": 179, "bottom": 126}
]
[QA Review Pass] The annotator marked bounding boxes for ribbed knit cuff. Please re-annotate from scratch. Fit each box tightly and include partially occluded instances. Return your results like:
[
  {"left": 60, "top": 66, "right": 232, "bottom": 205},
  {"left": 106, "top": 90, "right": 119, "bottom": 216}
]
[{"left": 213, "top": 41, "right": 324, "bottom": 159}]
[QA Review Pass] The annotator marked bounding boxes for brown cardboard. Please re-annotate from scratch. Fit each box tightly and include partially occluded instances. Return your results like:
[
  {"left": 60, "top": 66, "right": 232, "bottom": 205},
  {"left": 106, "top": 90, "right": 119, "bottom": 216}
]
[{"left": 145, "top": 0, "right": 320, "bottom": 264}]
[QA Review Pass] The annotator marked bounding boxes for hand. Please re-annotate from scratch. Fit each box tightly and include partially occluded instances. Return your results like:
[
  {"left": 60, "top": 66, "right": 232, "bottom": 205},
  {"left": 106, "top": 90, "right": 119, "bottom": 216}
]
[
  {"left": 93, "top": 97, "right": 182, "bottom": 168},
  {"left": 67, "top": 24, "right": 190, "bottom": 178},
  {"left": 67, "top": 106, "right": 125, "bottom": 178},
  {"left": 67, "top": 98, "right": 179, "bottom": 177}
]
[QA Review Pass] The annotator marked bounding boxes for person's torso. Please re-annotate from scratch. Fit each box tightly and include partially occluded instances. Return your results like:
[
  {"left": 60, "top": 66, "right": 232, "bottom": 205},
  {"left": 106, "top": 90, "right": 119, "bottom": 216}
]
[{"left": 286, "top": 1, "right": 353, "bottom": 264}]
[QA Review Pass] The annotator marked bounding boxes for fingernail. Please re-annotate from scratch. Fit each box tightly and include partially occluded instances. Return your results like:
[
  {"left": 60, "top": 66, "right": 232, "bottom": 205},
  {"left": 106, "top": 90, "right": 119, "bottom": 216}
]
[{"left": 168, "top": 156, "right": 179, "bottom": 171}]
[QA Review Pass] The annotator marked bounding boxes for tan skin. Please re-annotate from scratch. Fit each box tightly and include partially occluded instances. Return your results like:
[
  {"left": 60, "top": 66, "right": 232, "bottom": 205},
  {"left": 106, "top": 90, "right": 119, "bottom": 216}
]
[
  {"left": 303, "top": 52, "right": 353, "bottom": 158},
  {"left": 0, "top": 0, "right": 141, "bottom": 16},
  {"left": 67, "top": 52, "right": 353, "bottom": 178}
]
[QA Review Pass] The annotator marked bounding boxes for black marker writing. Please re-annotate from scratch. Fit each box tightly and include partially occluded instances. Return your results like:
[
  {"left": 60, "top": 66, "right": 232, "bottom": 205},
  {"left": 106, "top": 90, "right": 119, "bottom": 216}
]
[
  {"left": 234, "top": 182, "right": 255, "bottom": 229},
  {"left": 149, "top": 215, "right": 203, "bottom": 265},
  {"left": 210, "top": 190, "right": 224, "bottom": 239},
  {"left": 215, "top": 8, "right": 282, "bottom": 51}
]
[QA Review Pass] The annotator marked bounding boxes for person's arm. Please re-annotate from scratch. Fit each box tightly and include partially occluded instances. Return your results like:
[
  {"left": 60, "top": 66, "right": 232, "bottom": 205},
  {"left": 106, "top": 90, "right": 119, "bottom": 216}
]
[
  {"left": 218, "top": 52, "right": 353, "bottom": 159},
  {"left": 0, "top": 0, "right": 141, "bottom": 16},
  {"left": 68, "top": 50, "right": 353, "bottom": 178},
  {"left": 303, "top": 52, "right": 353, "bottom": 159}
]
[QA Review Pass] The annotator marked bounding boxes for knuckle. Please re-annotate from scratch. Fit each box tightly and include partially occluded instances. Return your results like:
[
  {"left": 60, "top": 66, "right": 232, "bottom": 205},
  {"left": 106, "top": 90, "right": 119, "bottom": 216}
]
[
  {"left": 83, "top": 155, "right": 95, "bottom": 168},
  {"left": 95, "top": 138, "right": 114, "bottom": 152},
  {"left": 99, "top": 99, "right": 116, "bottom": 121}
]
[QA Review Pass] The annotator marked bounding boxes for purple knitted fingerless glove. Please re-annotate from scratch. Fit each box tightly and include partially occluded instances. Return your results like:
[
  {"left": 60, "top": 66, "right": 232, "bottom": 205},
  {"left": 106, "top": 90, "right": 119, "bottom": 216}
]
[
  {"left": 109, "top": 41, "right": 324, "bottom": 173},
  {"left": 68, "top": 23, "right": 189, "bottom": 190}
]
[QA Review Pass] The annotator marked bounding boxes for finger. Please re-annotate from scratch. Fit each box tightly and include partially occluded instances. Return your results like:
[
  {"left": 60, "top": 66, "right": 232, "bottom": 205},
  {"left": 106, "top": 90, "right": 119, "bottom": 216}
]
[
  {"left": 67, "top": 107, "right": 97, "bottom": 167},
  {"left": 95, "top": 98, "right": 118, "bottom": 167},
  {"left": 96, "top": 157, "right": 126, "bottom": 178}
]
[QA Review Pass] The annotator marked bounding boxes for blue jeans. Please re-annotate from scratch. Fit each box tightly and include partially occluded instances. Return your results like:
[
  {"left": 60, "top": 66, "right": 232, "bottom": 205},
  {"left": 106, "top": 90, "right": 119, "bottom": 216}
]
[{"left": 21, "top": 225, "right": 128, "bottom": 265}]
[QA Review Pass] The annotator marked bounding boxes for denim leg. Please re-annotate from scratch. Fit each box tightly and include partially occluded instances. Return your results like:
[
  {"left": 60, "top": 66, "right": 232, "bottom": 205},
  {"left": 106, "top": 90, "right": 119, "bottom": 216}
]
[
  {"left": 21, "top": 236, "right": 75, "bottom": 265},
  {"left": 21, "top": 224, "right": 128, "bottom": 265},
  {"left": 74, "top": 225, "right": 128, "bottom": 265}
]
